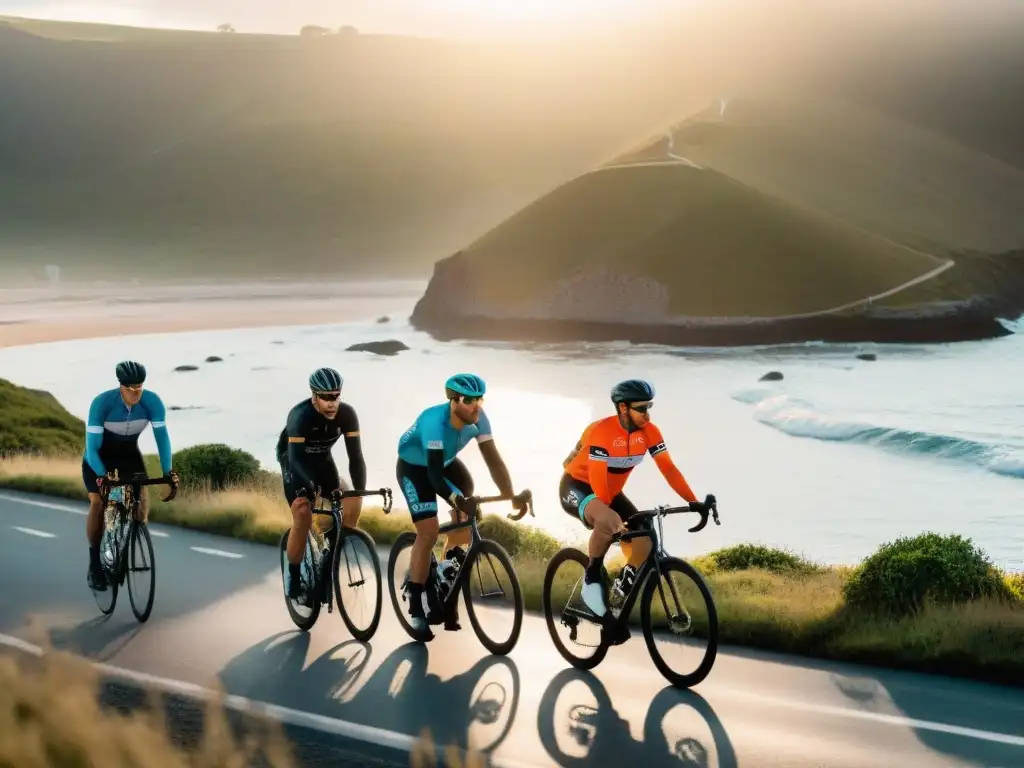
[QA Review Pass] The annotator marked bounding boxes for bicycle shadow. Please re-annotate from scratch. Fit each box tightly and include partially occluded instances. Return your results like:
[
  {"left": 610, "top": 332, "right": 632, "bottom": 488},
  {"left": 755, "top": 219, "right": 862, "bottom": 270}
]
[
  {"left": 218, "top": 635, "right": 521, "bottom": 757},
  {"left": 42, "top": 614, "right": 145, "bottom": 662},
  {"left": 537, "top": 668, "right": 738, "bottom": 767}
]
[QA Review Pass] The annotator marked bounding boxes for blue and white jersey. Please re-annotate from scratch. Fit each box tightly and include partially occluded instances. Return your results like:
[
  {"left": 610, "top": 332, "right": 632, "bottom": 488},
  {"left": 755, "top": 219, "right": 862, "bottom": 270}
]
[
  {"left": 84, "top": 388, "right": 172, "bottom": 475},
  {"left": 397, "top": 403, "right": 492, "bottom": 467}
]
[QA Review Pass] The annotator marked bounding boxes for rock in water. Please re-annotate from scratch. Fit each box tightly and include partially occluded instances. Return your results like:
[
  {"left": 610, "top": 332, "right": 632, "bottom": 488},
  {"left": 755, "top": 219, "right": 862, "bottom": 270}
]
[
  {"left": 205, "top": 355, "right": 223, "bottom": 363},
  {"left": 759, "top": 371, "right": 784, "bottom": 382},
  {"left": 856, "top": 353, "right": 878, "bottom": 361},
  {"left": 174, "top": 365, "right": 199, "bottom": 372},
  {"left": 345, "top": 339, "right": 410, "bottom": 356}
]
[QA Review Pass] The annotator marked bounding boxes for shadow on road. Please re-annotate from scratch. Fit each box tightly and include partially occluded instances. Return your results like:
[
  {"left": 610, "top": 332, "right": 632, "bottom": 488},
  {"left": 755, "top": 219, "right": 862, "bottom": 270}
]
[
  {"left": 218, "top": 633, "right": 521, "bottom": 758},
  {"left": 537, "top": 668, "right": 737, "bottom": 767},
  {"left": 43, "top": 614, "right": 145, "bottom": 661}
]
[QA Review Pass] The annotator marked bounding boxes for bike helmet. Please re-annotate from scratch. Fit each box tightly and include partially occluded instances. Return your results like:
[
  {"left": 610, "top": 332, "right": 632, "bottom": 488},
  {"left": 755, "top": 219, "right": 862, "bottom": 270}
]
[
  {"left": 115, "top": 360, "right": 147, "bottom": 386},
  {"left": 445, "top": 373, "right": 486, "bottom": 399},
  {"left": 309, "top": 366, "right": 343, "bottom": 392},
  {"left": 610, "top": 379, "right": 655, "bottom": 404}
]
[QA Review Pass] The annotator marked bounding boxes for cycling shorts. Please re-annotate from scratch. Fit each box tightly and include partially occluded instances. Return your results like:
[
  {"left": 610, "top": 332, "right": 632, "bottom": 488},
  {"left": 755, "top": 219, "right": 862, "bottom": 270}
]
[
  {"left": 559, "top": 473, "right": 639, "bottom": 529},
  {"left": 81, "top": 446, "right": 147, "bottom": 494},
  {"left": 396, "top": 457, "right": 474, "bottom": 522},
  {"left": 279, "top": 455, "right": 348, "bottom": 505}
]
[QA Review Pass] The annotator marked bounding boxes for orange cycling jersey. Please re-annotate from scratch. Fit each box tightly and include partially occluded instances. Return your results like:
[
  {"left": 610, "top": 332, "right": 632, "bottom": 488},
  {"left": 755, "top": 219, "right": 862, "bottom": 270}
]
[{"left": 564, "top": 415, "right": 697, "bottom": 505}]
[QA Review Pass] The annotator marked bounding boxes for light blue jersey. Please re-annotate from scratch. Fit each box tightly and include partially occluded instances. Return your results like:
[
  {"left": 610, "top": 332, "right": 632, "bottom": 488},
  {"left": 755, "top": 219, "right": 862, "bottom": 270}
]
[
  {"left": 84, "top": 388, "right": 173, "bottom": 475},
  {"left": 397, "top": 403, "right": 492, "bottom": 466}
]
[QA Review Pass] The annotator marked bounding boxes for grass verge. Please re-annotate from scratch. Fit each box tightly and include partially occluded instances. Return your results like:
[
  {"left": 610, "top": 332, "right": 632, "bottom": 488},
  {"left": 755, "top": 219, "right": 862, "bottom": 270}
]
[{"left": 2, "top": 456, "right": 1022, "bottom": 687}]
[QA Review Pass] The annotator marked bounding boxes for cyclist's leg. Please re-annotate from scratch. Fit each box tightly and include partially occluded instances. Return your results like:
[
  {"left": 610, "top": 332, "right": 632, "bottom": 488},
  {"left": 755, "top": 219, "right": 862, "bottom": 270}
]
[
  {"left": 397, "top": 459, "right": 440, "bottom": 635},
  {"left": 558, "top": 473, "right": 624, "bottom": 616},
  {"left": 82, "top": 458, "right": 107, "bottom": 589},
  {"left": 123, "top": 446, "right": 149, "bottom": 522},
  {"left": 281, "top": 458, "right": 311, "bottom": 598},
  {"left": 440, "top": 458, "right": 474, "bottom": 556},
  {"left": 610, "top": 493, "right": 647, "bottom": 566}
]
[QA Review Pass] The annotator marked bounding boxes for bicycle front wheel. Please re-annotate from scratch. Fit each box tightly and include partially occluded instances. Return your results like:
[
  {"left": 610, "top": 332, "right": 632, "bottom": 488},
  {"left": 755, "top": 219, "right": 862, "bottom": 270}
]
[
  {"left": 461, "top": 539, "right": 523, "bottom": 656},
  {"left": 333, "top": 527, "right": 383, "bottom": 642},
  {"left": 640, "top": 556, "right": 718, "bottom": 688},
  {"left": 127, "top": 521, "right": 156, "bottom": 623},
  {"left": 280, "top": 529, "right": 322, "bottom": 631}
]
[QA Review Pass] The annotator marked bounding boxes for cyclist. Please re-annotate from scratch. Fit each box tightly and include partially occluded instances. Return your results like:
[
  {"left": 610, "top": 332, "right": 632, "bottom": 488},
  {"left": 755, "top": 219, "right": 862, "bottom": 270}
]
[
  {"left": 277, "top": 366, "right": 367, "bottom": 601},
  {"left": 560, "top": 379, "right": 715, "bottom": 629},
  {"left": 83, "top": 360, "right": 178, "bottom": 592},
  {"left": 396, "top": 373, "right": 527, "bottom": 638}
]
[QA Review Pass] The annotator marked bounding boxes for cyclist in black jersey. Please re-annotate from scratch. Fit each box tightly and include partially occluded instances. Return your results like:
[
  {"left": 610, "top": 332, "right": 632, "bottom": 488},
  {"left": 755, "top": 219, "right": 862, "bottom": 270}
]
[{"left": 277, "top": 367, "right": 367, "bottom": 600}]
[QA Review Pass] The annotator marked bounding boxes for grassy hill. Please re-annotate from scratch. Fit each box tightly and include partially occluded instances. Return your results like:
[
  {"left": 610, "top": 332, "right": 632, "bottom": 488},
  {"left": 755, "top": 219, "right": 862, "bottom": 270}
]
[{"left": 0, "top": 378, "right": 83, "bottom": 456}]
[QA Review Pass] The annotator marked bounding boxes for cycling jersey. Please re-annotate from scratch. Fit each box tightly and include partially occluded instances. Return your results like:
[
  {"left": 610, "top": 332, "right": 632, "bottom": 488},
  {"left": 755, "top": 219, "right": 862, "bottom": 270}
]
[
  {"left": 84, "top": 388, "right": 172, "bottom": 476},
  {"left": 564, "top": 415, "right": 696, "bottom": 505},
  {"left": 276, "top": 399, "right": 366, "bottom": 496},
  {"left": 397, "top": 403, "right": 493, "bottom": 467}
]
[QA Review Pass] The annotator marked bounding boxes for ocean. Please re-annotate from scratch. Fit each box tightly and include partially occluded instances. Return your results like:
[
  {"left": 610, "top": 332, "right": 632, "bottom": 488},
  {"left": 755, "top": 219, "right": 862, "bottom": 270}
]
[{"left": 2, "top": 298, "right": 1021, "bottom": 571}]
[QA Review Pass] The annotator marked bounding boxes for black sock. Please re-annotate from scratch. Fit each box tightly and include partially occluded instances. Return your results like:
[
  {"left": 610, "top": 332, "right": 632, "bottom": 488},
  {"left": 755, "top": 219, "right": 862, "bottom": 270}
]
[
  {"left": 289, "top": 562, "right": 301, "bottom": 581},
  {"left": 89, "top": 546, "right": 100, "bottom": 569},
  {"left": 585, "top": 558, "right": 604, "bottom": 584},
  {"left": 408, "top": 582, "right": 424, "bottom": 616}
]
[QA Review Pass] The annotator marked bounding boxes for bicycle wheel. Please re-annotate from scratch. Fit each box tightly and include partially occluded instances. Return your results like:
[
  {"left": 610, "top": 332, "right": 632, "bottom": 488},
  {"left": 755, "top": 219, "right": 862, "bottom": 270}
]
[
  {"left": 127, "top": 521, "right": 156, "bottom": 623},
  {"left": 542, "top": 548, "right": 609, "bottom": 671},
  {"left": 91, "top": 527, "right": 118, "bottom": 615},
  {"left": 461, "top": 539, "right": 523, "bottom": 656},
  {"left": 386, "top": 531, "right": 429, "bottom": 641},
  {"left": 640, "top": 556, "right": 718, "bottom": 688},
  {"left": 279, "top": 529, "right": 322, "bottom": 631},
  {"left": 333, "top": 527, "right": 383, "bottom": 642}
]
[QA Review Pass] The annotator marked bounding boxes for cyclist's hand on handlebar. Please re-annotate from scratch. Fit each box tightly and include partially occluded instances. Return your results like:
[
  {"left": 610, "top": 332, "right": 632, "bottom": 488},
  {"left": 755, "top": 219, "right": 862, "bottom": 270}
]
[
  {"left": 167, "top": 469, "right": 180, "bottom": 486},
  {"left": 511, "top": 489, "right": 531, "bottom": 510},
  {"left": 687, "top": 494, "right": 717, "bottom": 513}
]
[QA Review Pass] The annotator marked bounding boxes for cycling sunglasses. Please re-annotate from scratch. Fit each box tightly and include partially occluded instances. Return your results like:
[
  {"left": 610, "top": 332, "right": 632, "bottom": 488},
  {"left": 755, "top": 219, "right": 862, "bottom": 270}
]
[
  {"left": 315, "top": 391, "right": 341, "bottom": 402},
  {"left": 630, "top": 402, "right": 653, "bottom": 414},
  {"left": 459, "top": 395, "right": 484, "bottom": 405}
]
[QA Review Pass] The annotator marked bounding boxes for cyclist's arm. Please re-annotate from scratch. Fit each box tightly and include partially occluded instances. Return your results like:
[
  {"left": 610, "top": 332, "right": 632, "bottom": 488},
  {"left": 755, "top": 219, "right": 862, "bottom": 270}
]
[
  {"left": 338, "top": 404, "right": 366, "bottom": 491},
  {"left": 646, "top": 425, "right": 698, "bottom": 503},
  {"left": 475, "top": 410, "right": 514, "bottom": 497},
  {"left": 422, "top": 417, "right": 457, "bottom": 507},
  {"left": 144, "top": 391, "right": 173, "bottom": 475},
  {"left": 84, "top": 394, "right": 107, "bottom": 477},
  {"left": 562, "top": 440, "right": 582, "bottom": 469},
  {"left": 285, "top": 409, "right": 317, "bottom": 494}
]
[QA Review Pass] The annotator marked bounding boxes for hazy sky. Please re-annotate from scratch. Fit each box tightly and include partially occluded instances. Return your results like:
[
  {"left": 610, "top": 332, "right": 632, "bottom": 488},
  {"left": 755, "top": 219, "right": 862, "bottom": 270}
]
[{"left": 0, "top": 0, "right": 681, "bottom": 38}]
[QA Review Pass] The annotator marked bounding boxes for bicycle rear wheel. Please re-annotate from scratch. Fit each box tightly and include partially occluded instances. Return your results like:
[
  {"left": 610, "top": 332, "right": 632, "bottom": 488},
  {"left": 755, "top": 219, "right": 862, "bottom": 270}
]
[
  {"left": 461, "top": 539, "right": 523, "bottom": 656},
  {"left": 386, "top": 531, "right": 430, "bottom": 641},
  {"left": 333, "top": 527, "right": 383, "bottom": 642},
  {"left": 640, "top": 556, "right": 718, "bottom": 688},
  {"left": 127, "top": 521, "right": 156, "bottom": 623},
  {"left": 91, "top": 528, "right": 118, "bottom": 615},
  {"left": 542, "top": 548, "right": 609, "bottom": 670},
  {"left": 279, "top": 529, "right": 322, "bottom": 631}
]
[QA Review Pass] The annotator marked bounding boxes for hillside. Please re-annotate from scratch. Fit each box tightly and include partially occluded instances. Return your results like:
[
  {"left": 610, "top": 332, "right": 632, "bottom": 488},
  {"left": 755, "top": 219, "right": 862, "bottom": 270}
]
[{"left": 0, "top": 378, "right": 84, "bottom": 456}]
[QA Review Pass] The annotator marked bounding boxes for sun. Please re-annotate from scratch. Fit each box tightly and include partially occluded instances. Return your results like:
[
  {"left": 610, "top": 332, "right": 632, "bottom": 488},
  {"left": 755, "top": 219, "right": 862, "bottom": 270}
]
[{"left": 438, "top": 0, "right": 637, "bottom": 29}]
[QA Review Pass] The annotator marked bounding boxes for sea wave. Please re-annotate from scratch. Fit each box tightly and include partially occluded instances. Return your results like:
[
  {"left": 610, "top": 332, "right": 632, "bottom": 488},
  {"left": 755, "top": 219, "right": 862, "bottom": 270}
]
[{"left": 734, "top": 390, "right": 1024, "bottom": 479}]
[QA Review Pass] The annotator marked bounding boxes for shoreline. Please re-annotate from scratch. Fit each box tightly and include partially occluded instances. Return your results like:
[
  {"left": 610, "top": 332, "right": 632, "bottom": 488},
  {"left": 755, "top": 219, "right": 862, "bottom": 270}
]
[{"left": 0, "top": 279, "right": 422, "bottom": 349}]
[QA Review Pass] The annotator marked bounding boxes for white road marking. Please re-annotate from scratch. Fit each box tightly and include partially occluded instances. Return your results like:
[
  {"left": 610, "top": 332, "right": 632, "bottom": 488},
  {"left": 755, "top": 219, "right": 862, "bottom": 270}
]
[
  {"left": 11, "top": 526, "right": 55, "bottom": 538},
  {"left": 190, "top": 546, "right": 243, "bottom": 559},
  {"left": 0, "top": 493, "right": 85, "bottom": 515},
  {"left": 150, "top": 530, "right": 169, "bottom": 538}
]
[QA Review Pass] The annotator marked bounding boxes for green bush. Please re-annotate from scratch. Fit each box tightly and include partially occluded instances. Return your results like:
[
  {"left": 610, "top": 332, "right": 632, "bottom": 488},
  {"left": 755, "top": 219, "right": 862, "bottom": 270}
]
[
  {"left": 172, "top": 443, "right": 262, "bottom": 491},
  {"left": 0, "top": 379, "right": 84, "bottom": 456},
  {"left": 478, "top": 514, "right": 562, "bottom": 561},
  {"left": 702, "top": 543, "right": 820, "bottom": 575},
  {"left": 843, "top": 532, "right": 1009, "bottom": 617}
]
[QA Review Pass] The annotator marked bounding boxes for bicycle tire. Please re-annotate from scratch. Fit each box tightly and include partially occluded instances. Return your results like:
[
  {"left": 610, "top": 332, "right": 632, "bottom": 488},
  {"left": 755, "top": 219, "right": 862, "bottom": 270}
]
[
  {"left": 127, "top": 521, "right": 157, "bottom": 623},
  {"left": 279, "top": 529, "right": 321, "bottom": 632},
  {"left": 640, "top": 556, "right": 718, "bottom": 688},
  {"left": 542, "top": 548, "right": 609, "bottom": 671},
  {"left": 386, "top": 531, "right": 428, "bottom": 641},
  {"left": 91, "top": 527, "right": 118, "bottom": 615},
  {"left": 333, "top": 527, "right": 383, "bottom": 642},
  {"left": 461, "top": 539, "right": 523, "bottom": 656}
]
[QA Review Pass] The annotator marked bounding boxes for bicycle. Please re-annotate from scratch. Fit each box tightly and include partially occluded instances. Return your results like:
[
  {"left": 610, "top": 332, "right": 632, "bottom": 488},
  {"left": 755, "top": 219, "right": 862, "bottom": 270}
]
[
  {"left": 279, "top": 486, "right": 393, "bottom": 640},
  {"left": 91, "top": 469, "right": 178, "bottom": 623},
  {"left": 387, "top": 490, "right": 534, "bottom": 656},
  {"left": 542, "top": 496, "right": 721, "bottom": 688}
]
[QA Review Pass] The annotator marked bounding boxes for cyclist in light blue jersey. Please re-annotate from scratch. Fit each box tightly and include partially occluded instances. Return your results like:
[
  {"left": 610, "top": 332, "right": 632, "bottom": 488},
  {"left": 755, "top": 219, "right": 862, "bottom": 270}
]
[
  {"left": 396, "top": 373, "right": 526, "bottom": 637},
  {"left": 82, "top": 360, "right": 178, "bottom": 591}
]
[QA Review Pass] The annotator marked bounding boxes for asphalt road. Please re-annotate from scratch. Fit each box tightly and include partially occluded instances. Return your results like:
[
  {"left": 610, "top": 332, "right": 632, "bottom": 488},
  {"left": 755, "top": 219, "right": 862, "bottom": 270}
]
[{"left": 2, "top": 489, "right": 1024, "bottom": 767}]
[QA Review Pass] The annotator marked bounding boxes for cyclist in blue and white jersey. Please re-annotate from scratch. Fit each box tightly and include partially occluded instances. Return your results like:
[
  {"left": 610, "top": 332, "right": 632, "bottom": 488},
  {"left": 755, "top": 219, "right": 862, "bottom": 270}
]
[
  {"left": 82, "top": 360, "right": 178, "bottom": 591},
  {"left": 396, "top": 373, "right": 527, "bottom": 637}
]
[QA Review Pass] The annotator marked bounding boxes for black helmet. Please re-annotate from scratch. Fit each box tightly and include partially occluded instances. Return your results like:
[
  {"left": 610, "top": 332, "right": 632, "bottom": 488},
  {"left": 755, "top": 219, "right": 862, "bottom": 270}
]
[
  {"left": 309, "top": 367, "right": 343, "bottom": 392},
  {"left": 610, "top": 379, "right": 655, "bottom": 405},
  {"left": 115, "top": 360, "right": 147, "bottom": 386}
]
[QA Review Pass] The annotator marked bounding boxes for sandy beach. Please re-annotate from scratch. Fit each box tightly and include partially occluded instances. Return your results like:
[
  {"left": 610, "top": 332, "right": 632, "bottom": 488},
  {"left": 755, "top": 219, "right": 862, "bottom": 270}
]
[{"left": 0, "top": 279, "right": 425, "bottom": 348}]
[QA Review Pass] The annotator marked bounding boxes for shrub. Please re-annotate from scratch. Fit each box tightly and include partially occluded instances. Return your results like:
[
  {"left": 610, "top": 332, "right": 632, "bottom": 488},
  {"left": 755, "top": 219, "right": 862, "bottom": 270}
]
[
  {"left": 478, "top": 514, "right": 562, "bottom": 560},
  {"left": 843, "top": 532, "right": 1009, "bottom": 617},
  {"left": 702, "top": 543, "right": 820, "bottom": 575},
  {"left": 172, "top": 443, "right": 262, "bottom": 491},
  {"left": 0, "top": 378, "right": 84, "bottom": 457}
]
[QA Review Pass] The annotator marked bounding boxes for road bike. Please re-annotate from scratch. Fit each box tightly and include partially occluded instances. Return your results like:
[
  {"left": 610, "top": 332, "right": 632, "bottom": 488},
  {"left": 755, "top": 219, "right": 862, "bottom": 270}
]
[
  {"left": 542, "top": 496, "right": 721, "bottom": 688},
  {"left": 91, "top": 470, "right": 178, "bottom": 623},
  {"left": 387, "top": 490, "right": 533, "bottom": 656},
  {"left": 279, "top": 486, "right": 393, "bottom": 640}
]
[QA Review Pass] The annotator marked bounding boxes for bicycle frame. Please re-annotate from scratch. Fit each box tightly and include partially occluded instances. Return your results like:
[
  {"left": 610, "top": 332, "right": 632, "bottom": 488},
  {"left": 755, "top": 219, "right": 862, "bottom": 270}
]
[
  {"left": 101, "top": 471, "right": 176, "bottom": 573},
  {"left": 561, "top": 501, "right": 718, "bottom": 636}
]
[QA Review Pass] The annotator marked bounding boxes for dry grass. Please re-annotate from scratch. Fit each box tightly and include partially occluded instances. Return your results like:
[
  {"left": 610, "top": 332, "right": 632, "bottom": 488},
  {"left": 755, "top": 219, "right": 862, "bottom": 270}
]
[{"left": 2, "top": 457, "right": 1023, "bottom": 685}]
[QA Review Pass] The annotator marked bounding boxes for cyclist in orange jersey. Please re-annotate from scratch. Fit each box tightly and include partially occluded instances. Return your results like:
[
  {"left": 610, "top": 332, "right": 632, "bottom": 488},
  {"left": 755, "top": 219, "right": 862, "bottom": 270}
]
[{"left": 560, "top": 379, "right": 716, "bottom": 625}]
